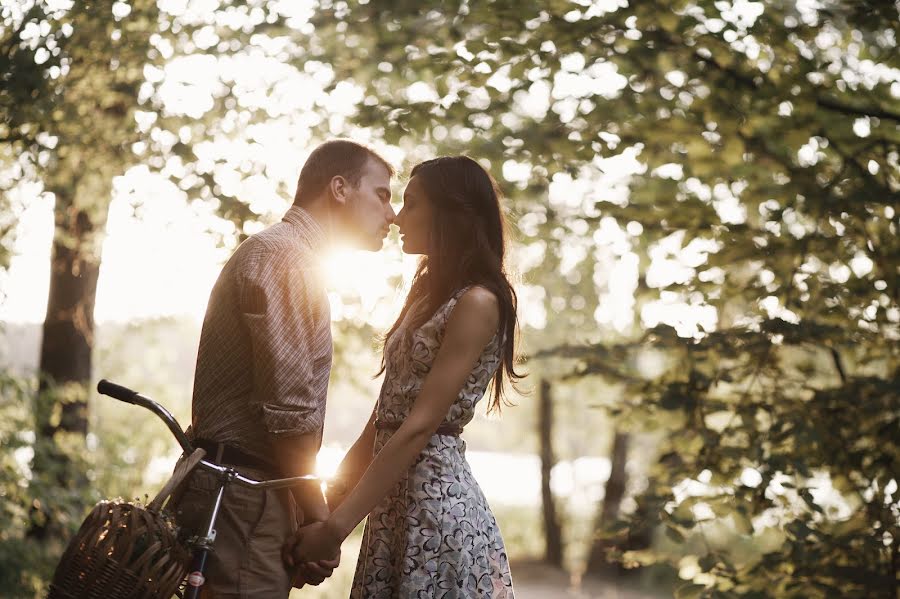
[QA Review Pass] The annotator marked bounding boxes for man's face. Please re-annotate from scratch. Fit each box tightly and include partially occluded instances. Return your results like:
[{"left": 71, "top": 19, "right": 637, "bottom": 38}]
[{"left": 341, "top": 157, "right": 394, "bottom": 251}]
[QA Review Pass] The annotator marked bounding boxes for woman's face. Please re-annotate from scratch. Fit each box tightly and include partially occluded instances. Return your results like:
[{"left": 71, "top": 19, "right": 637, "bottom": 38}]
[{"left": 395, "top": 174, "right": 433, "bottom": 255}]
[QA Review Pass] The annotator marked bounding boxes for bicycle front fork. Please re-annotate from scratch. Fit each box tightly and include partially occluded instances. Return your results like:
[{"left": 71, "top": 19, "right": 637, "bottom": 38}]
[{"left": 183, "top": 471, "right": 231, "bottom": 599}]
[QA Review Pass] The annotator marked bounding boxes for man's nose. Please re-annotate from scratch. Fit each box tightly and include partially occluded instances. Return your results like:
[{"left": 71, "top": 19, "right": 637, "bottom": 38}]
[{"left": 386, "top": 204, "right": 397, "bottom": 224}]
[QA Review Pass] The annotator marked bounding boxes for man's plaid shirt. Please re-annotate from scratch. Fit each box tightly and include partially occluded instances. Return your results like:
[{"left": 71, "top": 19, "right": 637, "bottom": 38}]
[{"left": 187, "top": 206, "right": 332, "bottom": 462}]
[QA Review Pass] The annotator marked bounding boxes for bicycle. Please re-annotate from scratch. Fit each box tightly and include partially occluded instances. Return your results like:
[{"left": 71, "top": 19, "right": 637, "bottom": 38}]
[{"left": 49, "top": 379, "right": 319, "bottom": 599}]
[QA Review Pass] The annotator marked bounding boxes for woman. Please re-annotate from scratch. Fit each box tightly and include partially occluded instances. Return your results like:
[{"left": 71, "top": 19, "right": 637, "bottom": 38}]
[{"left": 287, "top": 156, "right": 521, "bottom": 598}]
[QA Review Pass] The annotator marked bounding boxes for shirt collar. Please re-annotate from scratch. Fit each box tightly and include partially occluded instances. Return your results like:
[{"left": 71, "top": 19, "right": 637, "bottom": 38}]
[{"left": 282, "top": 205, "right": 326, "bottom": 249}]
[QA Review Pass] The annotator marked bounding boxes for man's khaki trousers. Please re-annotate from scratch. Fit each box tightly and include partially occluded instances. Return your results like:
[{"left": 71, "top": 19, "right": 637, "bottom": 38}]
[{"left": 174, "top": 465, "right": 299, "bottom": 598}]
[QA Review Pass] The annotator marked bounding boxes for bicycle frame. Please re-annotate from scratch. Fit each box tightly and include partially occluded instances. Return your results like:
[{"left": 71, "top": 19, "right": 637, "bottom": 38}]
[{"left": 97, "top": 380, "right": 318, "bottom": 598}]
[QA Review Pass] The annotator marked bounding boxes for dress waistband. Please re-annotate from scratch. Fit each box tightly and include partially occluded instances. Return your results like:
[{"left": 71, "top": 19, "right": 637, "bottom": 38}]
[{"left": 374, "top": 419, "right": 463, "bottom": 437}]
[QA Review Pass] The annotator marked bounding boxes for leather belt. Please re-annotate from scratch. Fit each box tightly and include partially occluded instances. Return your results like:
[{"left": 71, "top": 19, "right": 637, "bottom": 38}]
[
  {"left": 193, "top": 438, "right": 278, "bottom": 474},
  {"left": 374, "top": 419, "right": 463, "bottom": 437}
]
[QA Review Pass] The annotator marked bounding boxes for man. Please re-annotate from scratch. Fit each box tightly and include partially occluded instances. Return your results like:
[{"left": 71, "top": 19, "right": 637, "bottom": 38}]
[{"left": 175, "top": 139, "right": 395, "bottom": 597}]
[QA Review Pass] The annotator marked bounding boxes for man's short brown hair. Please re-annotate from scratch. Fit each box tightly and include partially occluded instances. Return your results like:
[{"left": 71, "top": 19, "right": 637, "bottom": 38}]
[{"left": 293, "top": 139, "right": 394, "bottom": 206}]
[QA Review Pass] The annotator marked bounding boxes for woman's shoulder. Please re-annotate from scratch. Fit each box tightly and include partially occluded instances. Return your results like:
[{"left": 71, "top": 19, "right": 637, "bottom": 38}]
[
  {"left": 454, "top": 285, "right": 499, "bottom": 310},
  {"left": 416, "top": 286, "right": 498, "bottom": 333},
  {"left": 448, "top": 285, "right": 500, "bottom": 329}
]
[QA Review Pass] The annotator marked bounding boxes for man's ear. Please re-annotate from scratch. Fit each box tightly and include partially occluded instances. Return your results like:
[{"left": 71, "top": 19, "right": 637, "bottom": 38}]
[{"left": 328, "top": 175, "right": 348, "bottom": 206}]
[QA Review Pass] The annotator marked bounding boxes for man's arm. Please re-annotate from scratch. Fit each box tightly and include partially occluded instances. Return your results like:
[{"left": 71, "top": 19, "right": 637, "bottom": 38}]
[
  {"left": 276, "top": 432, "right": 337, "bottom": 588},
  {"left": 273, "top": 434, "right": 329, "bottom": 522},
  {"left": 239, "top": 247, "right": 331, "bottom": 521}
]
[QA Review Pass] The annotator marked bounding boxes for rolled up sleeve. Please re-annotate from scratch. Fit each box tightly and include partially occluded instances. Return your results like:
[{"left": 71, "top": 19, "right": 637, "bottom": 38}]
[{"left": 239, "top": 244, "right": 331, "bottom": 437}]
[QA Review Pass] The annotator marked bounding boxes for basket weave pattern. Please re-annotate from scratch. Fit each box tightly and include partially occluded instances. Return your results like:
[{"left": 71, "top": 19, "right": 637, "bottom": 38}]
[
  {"left": 47, "top": 448, "right": 205, "bottom": 598},
  {"left": 47, "top": 500, "right": 190, "bottom": 599}
]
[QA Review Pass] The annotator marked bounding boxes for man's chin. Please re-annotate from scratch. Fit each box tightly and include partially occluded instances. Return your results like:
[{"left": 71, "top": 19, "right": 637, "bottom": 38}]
[{"left": 361, "top": 236, "right": 387, "bottom": 252}]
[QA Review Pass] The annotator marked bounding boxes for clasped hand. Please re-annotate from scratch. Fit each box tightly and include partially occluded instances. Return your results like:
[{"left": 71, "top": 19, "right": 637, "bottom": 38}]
[{"left": 282, "top": 521, "right": 343, "bottom": 587}]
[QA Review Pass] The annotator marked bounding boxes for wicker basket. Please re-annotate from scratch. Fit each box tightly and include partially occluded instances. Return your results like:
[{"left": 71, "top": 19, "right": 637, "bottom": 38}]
[{"left": 47, "top": 448, "right": 206, "bottom": 599}]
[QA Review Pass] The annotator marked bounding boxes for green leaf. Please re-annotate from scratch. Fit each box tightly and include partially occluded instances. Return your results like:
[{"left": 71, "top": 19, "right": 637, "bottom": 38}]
[{"left": 665, "top": 524, "right": 686, "bottom": 544}]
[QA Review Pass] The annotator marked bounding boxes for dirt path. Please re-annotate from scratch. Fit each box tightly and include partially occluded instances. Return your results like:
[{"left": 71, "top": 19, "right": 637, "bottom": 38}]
[
  {"left": 511, "top": 560, "right": 664, "bottom": 599},
  {"left": 291, "top": 555, "right": 666, "bottom": 598}
]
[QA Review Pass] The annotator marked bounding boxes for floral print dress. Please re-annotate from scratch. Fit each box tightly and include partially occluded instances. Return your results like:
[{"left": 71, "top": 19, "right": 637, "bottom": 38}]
[{"left": 350, "top": 287, "right": 515, "bottom": 598}]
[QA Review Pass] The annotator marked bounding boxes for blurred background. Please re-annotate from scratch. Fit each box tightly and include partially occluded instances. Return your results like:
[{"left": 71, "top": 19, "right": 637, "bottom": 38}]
[{"left": 1, "top": 1, "right": 897, "bottom": 597}]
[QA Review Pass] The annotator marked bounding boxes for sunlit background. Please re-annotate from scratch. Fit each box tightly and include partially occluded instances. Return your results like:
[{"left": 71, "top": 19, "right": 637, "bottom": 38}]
[
  {"left": 0, "top": 0, "right": 788, "bottom": 576},
  {"left": 0, "top": 0, "right": 740, "bottom": 336},
  {"left": 3, "top": 0, "right": 895, "bottom": 597},
  {"left": 0, "top": 48, "right": 694, "bottom": 593}
]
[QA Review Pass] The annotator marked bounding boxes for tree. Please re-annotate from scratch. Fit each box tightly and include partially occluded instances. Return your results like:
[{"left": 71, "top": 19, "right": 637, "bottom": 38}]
[
  {"left": 1, "top": 0, "right": 321, "bottom": 541},
  {"left": 585, "top": 429, "right": 629, "bottom": 575},
  {"left": 308, "top": 1, "right": 899, "bottom": 595},
  {"left": 2, "top": 0, "right": 163, "bottom": 540},
  {"left": 538, "top": 378, "right": 564, "bottom": 566}
]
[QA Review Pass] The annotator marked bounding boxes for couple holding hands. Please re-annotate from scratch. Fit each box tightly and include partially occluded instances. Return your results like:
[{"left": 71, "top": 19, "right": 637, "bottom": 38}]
[{"left": 175, "top": 139, "right": 519, "bottom": 598}]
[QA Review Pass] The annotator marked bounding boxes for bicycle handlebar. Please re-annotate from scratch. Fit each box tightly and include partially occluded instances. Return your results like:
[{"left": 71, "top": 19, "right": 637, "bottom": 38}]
[
  {"left": 196, "top": 459, "right": 319, "bottom": 489},
  {"left": 97, "top": 379, "right": 140, "bottom": 403},
  {"left": 96, "top": 379, "right": 319, "bottom": 489},
  {"left": 98, "top": 379, "right": 194, "bottom": 454}
]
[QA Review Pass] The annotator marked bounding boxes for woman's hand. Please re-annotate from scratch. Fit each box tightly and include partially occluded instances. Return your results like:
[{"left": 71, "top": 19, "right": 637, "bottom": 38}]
[
  {"left": 283, "top": 522, "right": 342, "bottom": 587},
  {"left": 289, "top": 557, "right": 340, "bottom": 587},
  {"left": 287, "top": 520, "right": 343, "bottom": 565}
]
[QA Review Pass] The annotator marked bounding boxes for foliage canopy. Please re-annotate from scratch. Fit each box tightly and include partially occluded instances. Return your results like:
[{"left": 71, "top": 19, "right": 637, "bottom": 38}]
[
  {"left": 1, "top": 0, "right": 897, "bottom": 596},
  {"left": 306, "top": 0, "right": 899, "bottom": 595}
]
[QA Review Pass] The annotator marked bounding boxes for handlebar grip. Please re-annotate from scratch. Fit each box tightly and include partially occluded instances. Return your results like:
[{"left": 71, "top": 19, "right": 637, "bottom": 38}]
[{"left": 97, "top": 379, "right": 139, "bottom": 404}]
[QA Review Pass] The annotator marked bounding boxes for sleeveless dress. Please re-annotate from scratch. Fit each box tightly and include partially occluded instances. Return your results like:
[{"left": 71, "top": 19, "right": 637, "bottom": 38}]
[{"left": 349, "top": 287, "right": 516, "bottom": 598}]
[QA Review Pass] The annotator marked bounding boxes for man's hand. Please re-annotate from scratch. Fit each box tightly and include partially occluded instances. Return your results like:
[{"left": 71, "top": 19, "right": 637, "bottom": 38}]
[
  {"left": 283, "top": 522, "right": 341, "bottom": 587},
  {"left": 289, "top": 567, "right": 306, "bottom": 590},
  {"left": 287, "top": 520, "right": 343, "bottom": 564},
  {"left": 290, "top": 557, "right": 340, "bottom": 586}
]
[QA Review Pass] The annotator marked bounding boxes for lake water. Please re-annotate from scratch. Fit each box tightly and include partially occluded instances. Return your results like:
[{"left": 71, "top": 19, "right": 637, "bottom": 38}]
[{"left": 148, "top": 445, "right": 612, "bottom": 508}]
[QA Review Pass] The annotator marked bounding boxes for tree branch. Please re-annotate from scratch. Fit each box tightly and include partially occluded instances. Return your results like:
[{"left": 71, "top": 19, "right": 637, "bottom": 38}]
[
  {"left": 830, "top": 347, "right": 847, "bottom": 385},
  {"left": 822, "top": 132, "right": 893, "bottom": 193},
  {"left": 0, "top": 132, "right": 29, "bottom": 145},
  {"left": 816, "top": 95, "right": 900, "bottom": 123}
]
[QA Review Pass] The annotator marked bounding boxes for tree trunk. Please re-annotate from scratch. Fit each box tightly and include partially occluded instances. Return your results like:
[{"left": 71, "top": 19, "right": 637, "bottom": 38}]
[
  {"left": 30, "top": 193, "right": 104, "bottom": 538},
  {"left": 539, "top": 378, "right": 564, "bottom": 567},
  {"left": 38, "top": 201, "right": 100, "bottom": 434},
  {"left": 585, "top": 430, "right": 630, "bottom": 575}
]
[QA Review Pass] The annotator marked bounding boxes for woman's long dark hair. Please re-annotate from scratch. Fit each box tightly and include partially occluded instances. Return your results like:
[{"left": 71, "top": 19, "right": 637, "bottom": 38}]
[{"left": 382, "top": 155, "right": 523, "bottom": 412}]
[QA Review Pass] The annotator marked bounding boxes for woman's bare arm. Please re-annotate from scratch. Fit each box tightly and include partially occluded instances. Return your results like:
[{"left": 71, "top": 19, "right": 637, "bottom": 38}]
[
  {"left": 287, "top": 288, "right": 501, "bottom": 561},
  {"left": 326, "top": 406, "right": 377, "bottom": 509}
]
